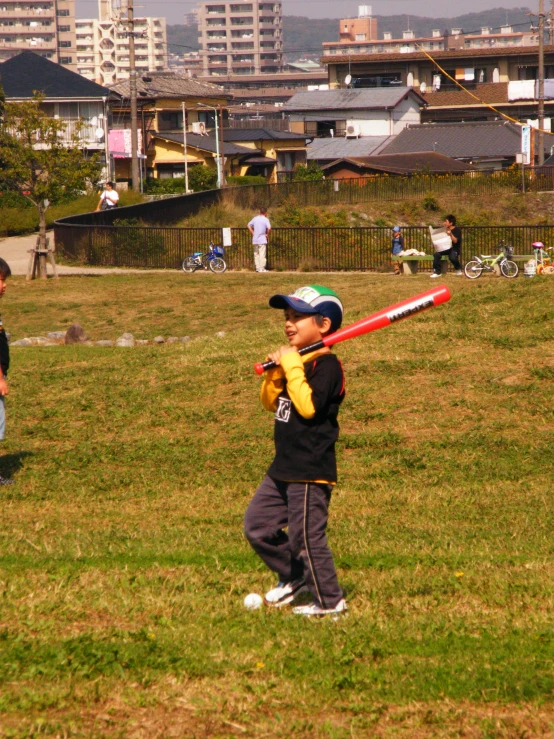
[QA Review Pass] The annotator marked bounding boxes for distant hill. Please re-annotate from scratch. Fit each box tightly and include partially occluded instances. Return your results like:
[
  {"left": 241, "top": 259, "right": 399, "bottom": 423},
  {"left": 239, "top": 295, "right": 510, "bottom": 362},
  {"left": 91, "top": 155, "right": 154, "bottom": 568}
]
[{"left": 167, "top": 7, "right": 533, "bottom": 58}]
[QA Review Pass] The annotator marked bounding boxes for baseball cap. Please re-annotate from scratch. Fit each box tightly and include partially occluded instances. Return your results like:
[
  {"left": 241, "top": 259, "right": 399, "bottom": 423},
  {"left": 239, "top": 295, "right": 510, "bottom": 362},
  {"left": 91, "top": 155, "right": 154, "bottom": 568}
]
[
  {"left": 269, "top": 285, "right": 343, "bottom": 333},
  {"left": 393, "top": 226, "right": 401, "bottom": 232}
]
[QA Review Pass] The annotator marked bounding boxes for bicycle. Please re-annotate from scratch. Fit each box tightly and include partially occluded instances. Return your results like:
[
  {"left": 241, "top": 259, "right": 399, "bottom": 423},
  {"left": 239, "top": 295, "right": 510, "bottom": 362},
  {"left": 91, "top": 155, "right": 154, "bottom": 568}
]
[
  {"left": 182, "top": 242, "right": 227, "bottom": 274},
  {"left": 464, "top": 241, "right": 518, "bottom": 279}
]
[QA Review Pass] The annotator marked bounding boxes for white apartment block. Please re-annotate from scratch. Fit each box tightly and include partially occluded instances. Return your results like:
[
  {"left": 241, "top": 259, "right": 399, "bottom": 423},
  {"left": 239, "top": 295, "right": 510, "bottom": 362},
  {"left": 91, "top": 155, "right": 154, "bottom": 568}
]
[
  {"left": 75, "top": 0, "right": 167, "bottom": 86},
  {"left": 0, "top": 0, "right": 76, "bottom": 70},
  {"left": 198, "top": 0, "right": 283, "bottom": 77}
]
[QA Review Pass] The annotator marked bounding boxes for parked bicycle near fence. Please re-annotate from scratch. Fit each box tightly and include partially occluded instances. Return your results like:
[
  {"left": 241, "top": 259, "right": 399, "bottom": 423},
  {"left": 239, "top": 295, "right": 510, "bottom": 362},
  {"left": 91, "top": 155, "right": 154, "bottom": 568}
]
[
  {"left": 464, "top": 240, "right": 518, "bottom": 279},
  {"left": 182, "top": 242, "right": 227, "bottom": 274}
]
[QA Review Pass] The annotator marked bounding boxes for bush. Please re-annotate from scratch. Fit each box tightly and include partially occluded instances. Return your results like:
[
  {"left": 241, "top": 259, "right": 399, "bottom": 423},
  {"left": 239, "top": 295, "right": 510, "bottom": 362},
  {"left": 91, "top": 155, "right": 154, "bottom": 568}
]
[
  {"left": 143, "top": 178, "right": 186, "bottom": 195},
  {"left": 189, "top": 166, "right": 218, "bottom": 192},
  {"left": 293, "top": 162, "right": 325, "bottom": 182},
  {"left": 226, "top": 175, "right": 267, "bottom": 187},
  {"left": 423, "top": 195, "right": 440, "bottom": 212},
  {"left": 0, "top": 191, "right": 33, "bottom": 209}
]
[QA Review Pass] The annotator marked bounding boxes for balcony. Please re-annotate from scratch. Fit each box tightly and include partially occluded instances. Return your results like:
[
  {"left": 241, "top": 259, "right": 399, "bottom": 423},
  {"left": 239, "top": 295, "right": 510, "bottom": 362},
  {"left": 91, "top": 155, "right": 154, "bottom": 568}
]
[
  {"left": 0, "top": 9, "right": 54, "bottom": 18},
  {"left": 208, "top": 44, "right": 227, "bottom": 51},
  {"left": 230, "top": 18, "right": 253, "bottom": 25},
  {"left": 0, "top": 38, "right": 55, "bottom": 47}
]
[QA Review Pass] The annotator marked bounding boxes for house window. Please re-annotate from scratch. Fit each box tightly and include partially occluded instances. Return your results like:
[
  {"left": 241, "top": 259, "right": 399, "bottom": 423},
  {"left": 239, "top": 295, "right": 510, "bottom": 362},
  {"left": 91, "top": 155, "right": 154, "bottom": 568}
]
[
  {"left": 58, "top": 40, "right": 71, "bottom": 47},
  {"left": 58, "top": 25, "right": 70, "bottom": 32},
  {"left": 57, "top": 9, "right": 70, "bottom": 16},
  {"left": 59, "top": 56, "right": 72, "bottom": 63}
]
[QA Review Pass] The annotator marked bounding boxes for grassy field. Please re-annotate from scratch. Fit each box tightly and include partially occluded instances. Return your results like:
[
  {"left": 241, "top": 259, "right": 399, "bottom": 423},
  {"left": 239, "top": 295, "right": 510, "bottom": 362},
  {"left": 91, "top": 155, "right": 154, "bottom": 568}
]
[{"left": 0, "top": 271, "right": 553, "bottom": 738}]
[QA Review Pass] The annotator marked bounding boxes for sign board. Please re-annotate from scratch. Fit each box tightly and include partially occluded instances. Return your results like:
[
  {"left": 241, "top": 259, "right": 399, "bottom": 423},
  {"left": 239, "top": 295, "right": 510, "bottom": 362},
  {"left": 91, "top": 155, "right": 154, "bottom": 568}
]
[
  {"left": 222, "top": 227, "right": 232, "bottom": 247},
  {"left": 521, "top": 125, "right": 531, "bottom": 165}
]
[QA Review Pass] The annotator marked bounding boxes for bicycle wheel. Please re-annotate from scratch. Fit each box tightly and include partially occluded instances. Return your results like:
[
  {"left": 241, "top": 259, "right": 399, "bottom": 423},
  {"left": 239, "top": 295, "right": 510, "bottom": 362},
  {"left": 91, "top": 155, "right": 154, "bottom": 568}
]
[
  {"left": 182, "top": 257, "right": 196, "bottom": 273},
  {"left": 500, "top": 260, "right": 518, "bottom": 278},
  {"left": 209, "top": 257, "right": 227, "bottom": 274},
  {"left": 464, "top": 260, "right": 483, "bottom": 279}
]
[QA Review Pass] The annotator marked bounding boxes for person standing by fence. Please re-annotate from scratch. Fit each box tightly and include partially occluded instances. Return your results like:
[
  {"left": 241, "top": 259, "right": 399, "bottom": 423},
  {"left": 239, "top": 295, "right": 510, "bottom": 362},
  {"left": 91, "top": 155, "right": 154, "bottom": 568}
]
[
  {"left": 248, "top": 207, "right": 271, "bottom": 273},
  {"left": 391, "top": 226, "right": 404, "bottom": 275}
]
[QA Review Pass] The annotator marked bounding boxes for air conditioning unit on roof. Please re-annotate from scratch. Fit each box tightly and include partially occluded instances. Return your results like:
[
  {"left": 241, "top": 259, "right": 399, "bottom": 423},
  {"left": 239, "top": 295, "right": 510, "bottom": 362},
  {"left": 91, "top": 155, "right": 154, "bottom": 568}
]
[
  {"left": 191, "top": 121, "right": 206, "bottom": 134},
  {"left": 345, "top": 122, "right": 360, "bottom": 138}
]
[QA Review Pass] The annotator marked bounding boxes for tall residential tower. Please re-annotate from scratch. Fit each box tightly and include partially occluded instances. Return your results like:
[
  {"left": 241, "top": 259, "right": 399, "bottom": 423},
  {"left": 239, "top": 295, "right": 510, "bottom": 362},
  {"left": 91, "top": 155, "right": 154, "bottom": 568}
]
[
  {"left": 0, "top": 0, "right": 76, "bottom": 70},
  {"left": 198, "top": 0, "right": 283, "bottom": 77},
  {"left": 75, "top": 0, "right": 167, "bottom": 85}
]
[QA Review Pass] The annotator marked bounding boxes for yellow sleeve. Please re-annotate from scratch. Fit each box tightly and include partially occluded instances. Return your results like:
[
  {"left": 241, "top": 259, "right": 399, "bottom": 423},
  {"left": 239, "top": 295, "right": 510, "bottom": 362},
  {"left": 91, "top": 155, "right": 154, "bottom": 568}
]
[
  {"left": 260, "top": 366, "right": 285, "bottom": 412},
  {"left": 279, "top": 352, "right": 316, "bottom": 419}
]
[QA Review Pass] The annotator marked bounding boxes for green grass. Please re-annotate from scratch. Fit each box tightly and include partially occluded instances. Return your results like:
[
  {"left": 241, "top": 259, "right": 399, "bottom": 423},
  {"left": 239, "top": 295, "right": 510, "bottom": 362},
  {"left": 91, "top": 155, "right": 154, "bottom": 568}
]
[
  {"left": 0, "top": 272, "right": 554, "bottom": 737},
  {"left": 0, "top": 191, "right": 145, "bottom": 237}
]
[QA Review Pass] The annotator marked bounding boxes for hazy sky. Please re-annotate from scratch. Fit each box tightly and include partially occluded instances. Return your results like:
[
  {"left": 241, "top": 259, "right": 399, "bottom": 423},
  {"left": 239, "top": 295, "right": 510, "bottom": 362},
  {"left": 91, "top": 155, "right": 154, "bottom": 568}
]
[{"left": 75, "top": 1, "right": 531, "bottom": 26}]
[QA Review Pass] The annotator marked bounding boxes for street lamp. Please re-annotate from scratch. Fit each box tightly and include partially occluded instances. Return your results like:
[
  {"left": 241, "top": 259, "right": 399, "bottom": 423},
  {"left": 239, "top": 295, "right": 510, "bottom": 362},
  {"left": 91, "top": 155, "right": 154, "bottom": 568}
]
[{"left": 197, "top": 103, "right": 223, "bottom": 188}]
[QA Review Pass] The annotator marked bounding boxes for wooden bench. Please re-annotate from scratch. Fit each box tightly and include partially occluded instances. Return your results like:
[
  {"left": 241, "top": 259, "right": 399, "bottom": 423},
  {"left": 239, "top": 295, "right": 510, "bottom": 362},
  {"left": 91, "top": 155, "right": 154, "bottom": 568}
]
[
  {"left": 392, "top": 255, "right": 449, "bottom": 275},
  {"left": 392, "top": 254, "right": 536, "bottom": 276}
]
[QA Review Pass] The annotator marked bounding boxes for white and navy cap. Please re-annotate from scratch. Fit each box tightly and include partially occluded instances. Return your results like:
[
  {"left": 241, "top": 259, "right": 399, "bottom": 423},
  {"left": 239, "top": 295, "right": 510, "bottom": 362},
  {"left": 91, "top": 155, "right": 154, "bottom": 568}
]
[{"left": 269, "top": 285, "right": 343, "bottom": 333}]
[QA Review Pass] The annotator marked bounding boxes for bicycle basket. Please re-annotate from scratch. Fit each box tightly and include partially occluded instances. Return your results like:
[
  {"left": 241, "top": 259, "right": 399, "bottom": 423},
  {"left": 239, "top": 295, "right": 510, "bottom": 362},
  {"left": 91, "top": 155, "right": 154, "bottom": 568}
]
[
  {"left": 504, "top": 245, "right": 514, "bottom": 257},
  {"left": 212, "top": 245, "right": 225, "bottom": 257}
]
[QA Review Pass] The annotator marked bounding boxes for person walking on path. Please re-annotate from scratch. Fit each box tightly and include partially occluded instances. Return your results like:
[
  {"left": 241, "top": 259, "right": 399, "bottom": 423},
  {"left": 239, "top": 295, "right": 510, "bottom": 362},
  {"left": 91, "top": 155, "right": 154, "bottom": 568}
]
[
  {"left": 95, "top": 182, "right": 119, "bottom": 212},
  {"left": 431, "top": 214, "right": 463, "bottom": 278},
  {"left": 248, "top": 207, "right": 271, "bottom": 273},
  {"left": 391, "top": 226, "right": 404, "bottom": 275}
]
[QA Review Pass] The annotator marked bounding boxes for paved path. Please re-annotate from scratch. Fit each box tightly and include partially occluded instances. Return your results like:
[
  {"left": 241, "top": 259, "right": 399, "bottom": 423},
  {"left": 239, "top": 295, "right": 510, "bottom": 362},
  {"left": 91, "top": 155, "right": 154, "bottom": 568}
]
[{"left": 0, "top": 232, "right": 167, "bottom": 276}]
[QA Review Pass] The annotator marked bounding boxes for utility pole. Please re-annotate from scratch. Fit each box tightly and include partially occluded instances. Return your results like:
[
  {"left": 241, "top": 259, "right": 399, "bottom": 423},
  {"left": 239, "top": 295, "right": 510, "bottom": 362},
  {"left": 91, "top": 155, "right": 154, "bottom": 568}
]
[
  {"left": 127, "top": 0, "right": 140, "bottom": 190},
  {"left": 182, "top": 102, "right": 189, "bottom": 193},
  {"left": 551, "top": 0, "right": 554, "bottom": 45},
  {"left": 538, "top": 0, "right": 545, "bottom": 165}
]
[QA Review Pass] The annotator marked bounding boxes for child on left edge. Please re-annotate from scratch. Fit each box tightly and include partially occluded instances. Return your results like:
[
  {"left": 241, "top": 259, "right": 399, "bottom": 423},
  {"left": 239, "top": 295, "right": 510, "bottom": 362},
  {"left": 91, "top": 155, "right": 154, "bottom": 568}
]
[{"left": 0, "top": 258, "right": 13, "bottom": 485}]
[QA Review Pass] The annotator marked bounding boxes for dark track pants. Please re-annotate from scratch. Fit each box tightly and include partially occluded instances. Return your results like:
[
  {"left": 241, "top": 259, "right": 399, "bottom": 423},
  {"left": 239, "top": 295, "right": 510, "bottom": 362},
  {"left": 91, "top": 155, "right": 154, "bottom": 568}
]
[
  {"left": 244, "top": 475, "right": 343, "bottom": 608},
  {"left": 433, "top": 246, "right": 461, "bottom": 274}
]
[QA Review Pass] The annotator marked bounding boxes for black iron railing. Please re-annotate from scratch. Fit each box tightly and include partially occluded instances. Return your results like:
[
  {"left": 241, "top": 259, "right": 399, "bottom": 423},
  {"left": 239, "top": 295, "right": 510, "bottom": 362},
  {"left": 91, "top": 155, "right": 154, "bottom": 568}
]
[{"left": 55, "top": 225, "right": 547, "bottom": 272}]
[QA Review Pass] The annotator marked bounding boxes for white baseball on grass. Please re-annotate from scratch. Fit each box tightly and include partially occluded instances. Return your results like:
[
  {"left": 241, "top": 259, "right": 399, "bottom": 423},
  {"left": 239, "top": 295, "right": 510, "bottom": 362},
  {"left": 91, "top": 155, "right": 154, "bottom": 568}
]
[{"left": 243, "top": 593, "right": 263, "bottom": 610}]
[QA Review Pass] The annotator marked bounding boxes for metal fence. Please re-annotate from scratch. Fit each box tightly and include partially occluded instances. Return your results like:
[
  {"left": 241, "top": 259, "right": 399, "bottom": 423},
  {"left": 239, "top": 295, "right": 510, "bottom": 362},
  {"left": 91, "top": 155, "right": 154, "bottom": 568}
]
[
  {"left": 55, "top": 168, "right": 554, "bottom": 232},
  {"left": 55, "top": 225, "right": 550, "bottom": 272}
]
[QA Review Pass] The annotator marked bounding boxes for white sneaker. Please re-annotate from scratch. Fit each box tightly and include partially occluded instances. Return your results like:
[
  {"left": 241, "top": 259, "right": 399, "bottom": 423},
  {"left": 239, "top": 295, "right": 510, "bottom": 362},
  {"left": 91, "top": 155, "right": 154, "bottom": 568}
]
[
  {"left": 292, "top": 598, "right": 348, "bottom": 619},
  {"left": 454, "top": 270, "right": 463, "bottom": 276},
  {"left": 430, "top": 273, "right": 440, "bottom": 278},
  {"left": 264, "top": 578, "right": 307, "bottom": 608}
]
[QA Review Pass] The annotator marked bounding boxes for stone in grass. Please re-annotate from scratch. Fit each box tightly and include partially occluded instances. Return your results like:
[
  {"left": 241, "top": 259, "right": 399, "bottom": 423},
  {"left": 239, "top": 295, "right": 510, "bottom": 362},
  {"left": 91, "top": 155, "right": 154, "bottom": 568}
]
[
  {"left": 180, "top": 336, "right": 191, "bottom": 344},
  {"left": 11, "top": 338, "right": 33, "bottom": 346},
  {"left": 65, "top": 323, "right": 88, "bottom": 345},
  {"left": 153, "top": 336, "right": 165, "bottom": 344},
  {"left": 96, "top": 340, "right": 114, "bottom": 347},
  {"left": 216, "top": 331, "right": 226, "bottom": 338},
  {"left": 135, "top": 339, "right": 149, "bottom": 346},
  {"left": 166, "top": 336, "right": 179, "bottom": 344},
  {"left": 46, "top": 331, "right": 66, "bottom": 341},
  {"left": 116, "top": 333, "right": 135, "bottom": 348}
]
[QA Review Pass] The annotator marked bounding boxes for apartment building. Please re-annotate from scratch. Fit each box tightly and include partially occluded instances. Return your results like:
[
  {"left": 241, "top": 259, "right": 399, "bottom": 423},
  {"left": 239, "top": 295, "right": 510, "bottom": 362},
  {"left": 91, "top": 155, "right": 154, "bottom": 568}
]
[
  {"left": 322, "top": 23, "right": 538, "bottom": 59},
  {"left": 198, "top": 0, "right": 283, "bottom": 77},
  {"left": 75, "top": 0, "right": 166, "bottom": 86},
  {"left": 0, "top": 0, "right": 76, "bottom": 70}
]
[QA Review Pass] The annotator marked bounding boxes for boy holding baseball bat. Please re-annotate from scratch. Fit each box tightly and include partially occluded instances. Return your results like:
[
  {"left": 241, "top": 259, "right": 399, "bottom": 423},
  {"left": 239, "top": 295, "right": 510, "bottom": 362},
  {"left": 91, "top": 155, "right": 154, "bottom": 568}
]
[{"left": 244, "top": 285, "right": 347, "bottom": 618}]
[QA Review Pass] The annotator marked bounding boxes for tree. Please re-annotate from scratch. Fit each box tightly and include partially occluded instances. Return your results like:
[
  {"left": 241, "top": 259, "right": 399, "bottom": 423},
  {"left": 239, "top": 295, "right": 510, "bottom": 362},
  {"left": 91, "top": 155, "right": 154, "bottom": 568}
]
[
  {"left": 0, "top": 95, "right": 102, "bottom": 274},
  {"left": 293, "top": 162, "right": 325, "bottom": 182}
]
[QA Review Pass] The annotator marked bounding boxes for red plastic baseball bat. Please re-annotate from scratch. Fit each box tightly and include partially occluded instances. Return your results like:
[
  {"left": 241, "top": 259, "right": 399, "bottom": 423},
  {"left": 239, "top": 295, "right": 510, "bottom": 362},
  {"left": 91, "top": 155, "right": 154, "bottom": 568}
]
[{"left": 254, "top": 285, "right": 451, "bottom": 375}]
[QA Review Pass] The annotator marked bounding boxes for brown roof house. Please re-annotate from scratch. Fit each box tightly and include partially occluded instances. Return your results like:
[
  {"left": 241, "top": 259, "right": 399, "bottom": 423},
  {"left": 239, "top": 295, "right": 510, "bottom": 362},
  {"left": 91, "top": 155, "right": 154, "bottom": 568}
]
[{"left": 320, "top": 152, "right": 473, "bottom": 179}]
